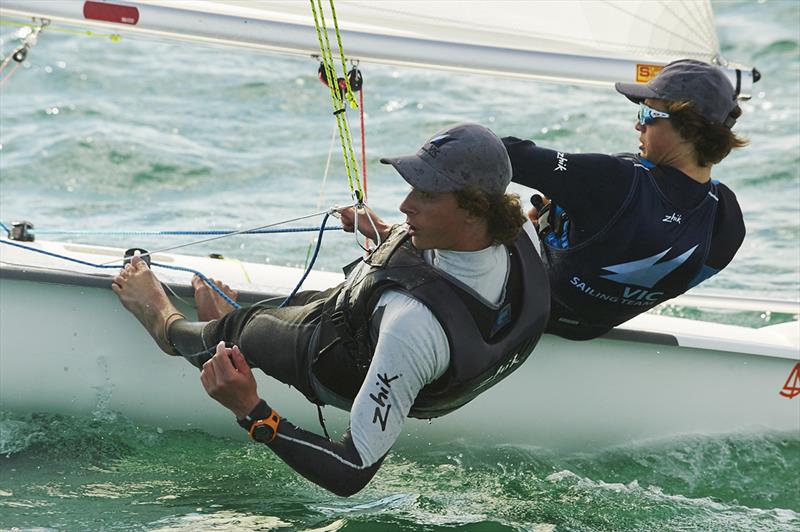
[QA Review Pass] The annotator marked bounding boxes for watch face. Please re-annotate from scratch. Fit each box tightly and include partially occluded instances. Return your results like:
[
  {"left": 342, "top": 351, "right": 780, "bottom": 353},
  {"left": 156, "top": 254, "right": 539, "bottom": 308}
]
[{"left": 251, "top": 423, "right": 275, "bottom": 443}]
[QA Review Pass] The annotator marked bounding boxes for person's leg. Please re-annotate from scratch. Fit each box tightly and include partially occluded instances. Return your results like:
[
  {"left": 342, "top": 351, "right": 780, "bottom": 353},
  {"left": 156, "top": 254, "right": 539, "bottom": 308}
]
[
  {"left": 170, "top": 286, "right": 335, "bottom": 399},
  {"left": 168, "top": 304, "right": 263, "bottom": 367},
  {"left": 192, "top": 275, "right": 237, "bottom": 321},
  {"left": 170, "top": 287, "right": 335, "bottom": 366},
  {"left": 112, "top": 255, "right": 286, "bottom": 361},
  {"left": 112, "top": 255, "right": 185, "bottom": 355},
  {"left": 114, "top": 255, "right": 330, "bottom": 400},
  {"left": 197, "top": 300, "right": 327, "bottom": 401}
]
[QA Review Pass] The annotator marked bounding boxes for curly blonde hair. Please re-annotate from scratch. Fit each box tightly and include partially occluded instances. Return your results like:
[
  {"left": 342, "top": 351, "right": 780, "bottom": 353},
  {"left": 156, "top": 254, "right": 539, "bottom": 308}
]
[{"left": 453, "top": 187, "right": 526, "bottom": 246}]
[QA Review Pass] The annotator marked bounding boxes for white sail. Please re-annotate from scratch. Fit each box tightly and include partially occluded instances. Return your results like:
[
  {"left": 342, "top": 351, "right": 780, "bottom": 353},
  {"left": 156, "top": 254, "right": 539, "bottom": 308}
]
[{"left": 0, "top": 0, "right": 757, "bottom": 94}]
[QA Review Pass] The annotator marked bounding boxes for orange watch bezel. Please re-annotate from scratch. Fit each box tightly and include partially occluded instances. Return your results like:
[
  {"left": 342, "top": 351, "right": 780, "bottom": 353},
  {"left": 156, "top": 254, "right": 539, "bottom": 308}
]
[{"left": 248, "top": 411, "right": 281, "bottom": 443}]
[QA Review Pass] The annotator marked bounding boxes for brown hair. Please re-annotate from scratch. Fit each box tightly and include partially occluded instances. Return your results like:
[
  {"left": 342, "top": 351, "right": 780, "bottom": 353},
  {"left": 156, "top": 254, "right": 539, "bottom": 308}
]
[
  {"left": 453, "top": 187, "right": 526, "bottom": 246},
  {"left": 664, "top": 100, "right": 749, "bottom": 167}
]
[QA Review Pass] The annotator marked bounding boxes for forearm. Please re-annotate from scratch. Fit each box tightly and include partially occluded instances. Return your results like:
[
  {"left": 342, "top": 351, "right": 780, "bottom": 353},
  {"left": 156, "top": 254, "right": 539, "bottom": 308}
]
[
  {"left": 368, "top": 218, "right": 393, "bottom": 244},
  {"left": 339, "top": 205, "right": 393, "bottom": 244},
  {"left": 502, "top": 136, "right": 635, "bottom": 231},
  {"left": 262, "top": 410, "right": 384, "bottom": 497}
]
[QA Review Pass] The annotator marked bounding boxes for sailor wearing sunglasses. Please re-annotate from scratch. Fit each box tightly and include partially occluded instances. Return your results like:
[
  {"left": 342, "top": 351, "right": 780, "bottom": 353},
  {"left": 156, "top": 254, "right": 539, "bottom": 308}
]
[{"left": 503, "top": 59, "right": 747, "bottom": 340}]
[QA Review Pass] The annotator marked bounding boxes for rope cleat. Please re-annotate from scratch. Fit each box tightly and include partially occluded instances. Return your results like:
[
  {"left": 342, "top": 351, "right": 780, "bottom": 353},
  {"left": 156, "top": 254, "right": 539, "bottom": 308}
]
[{"left": 124, "top": 248, "right": 151, "bottom": 267}]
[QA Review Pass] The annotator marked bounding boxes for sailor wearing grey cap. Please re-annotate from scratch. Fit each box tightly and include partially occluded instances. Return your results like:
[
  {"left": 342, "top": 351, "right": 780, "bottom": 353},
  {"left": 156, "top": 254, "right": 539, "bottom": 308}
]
[
  {"left": 370, "top": 122, "right": 523, "bottom": 250},
  {"left": 380, "top": 122, "right": 513, "bottom": 195},
  {"left": 119, "top": 122, "right": 549, "bottom": 496},
  {"left": 501, "top": 59, "right": 747, "bottom": 340}
]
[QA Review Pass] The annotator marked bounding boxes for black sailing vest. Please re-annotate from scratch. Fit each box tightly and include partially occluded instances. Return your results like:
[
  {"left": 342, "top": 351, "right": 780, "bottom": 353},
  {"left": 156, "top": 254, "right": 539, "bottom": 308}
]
[
  {"left": 311, "top": 226, "right": 549, "bottom": 419},
  {"left": 543, "top": 156, "right": 718, "bottom": 333}
]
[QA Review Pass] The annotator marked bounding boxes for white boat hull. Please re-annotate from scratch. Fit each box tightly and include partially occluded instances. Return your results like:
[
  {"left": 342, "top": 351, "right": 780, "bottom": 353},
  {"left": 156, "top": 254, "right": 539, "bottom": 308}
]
[{"left": 1, "top": 239, "right": 798, "bottom": 450}]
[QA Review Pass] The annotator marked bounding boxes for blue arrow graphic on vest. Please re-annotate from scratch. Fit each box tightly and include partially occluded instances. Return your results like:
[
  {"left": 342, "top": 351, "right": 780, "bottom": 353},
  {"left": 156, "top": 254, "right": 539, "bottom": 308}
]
[{"left": 599, "top": 245, "right": 699, "bottom": 288}]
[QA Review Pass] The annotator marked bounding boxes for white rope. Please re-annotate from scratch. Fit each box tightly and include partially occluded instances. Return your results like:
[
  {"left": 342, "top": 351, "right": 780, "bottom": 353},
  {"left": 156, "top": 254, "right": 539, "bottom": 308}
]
[
  {"left": 352, "top": 203, "right": 381, "bottom": 250},
  {"left": 304, "top": 121, "right": 340, "bottom": 268}
]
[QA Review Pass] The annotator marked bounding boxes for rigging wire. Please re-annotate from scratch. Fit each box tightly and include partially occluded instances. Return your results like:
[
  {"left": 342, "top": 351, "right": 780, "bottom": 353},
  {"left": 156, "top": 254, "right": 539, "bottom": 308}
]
[
  {"left": 14, "top": 226, "right": 341, "bottom": 237},
  {"left": 93, "top": 210, "right": 336, "bottom": 266},
  {"left": 0, "top": 62, "right": 22, "bottom": 87},
  {"left": 280, "top": 211, "right": 331, "bottom": 307},
  {"left": 305, "top": 120, "right": 340, "bottom": 269},
  {"left": 357, "top": 66, "right": 370, "bottom": 251},
  {"left": 327, "top": 0, "right": 358, "bottom": 110}
]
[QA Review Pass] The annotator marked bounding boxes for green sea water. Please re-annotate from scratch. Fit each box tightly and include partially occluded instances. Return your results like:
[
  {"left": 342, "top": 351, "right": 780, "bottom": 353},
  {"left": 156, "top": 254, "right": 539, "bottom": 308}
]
[{"left": 1, "top": 0, "right": 799, "bottom": 530}]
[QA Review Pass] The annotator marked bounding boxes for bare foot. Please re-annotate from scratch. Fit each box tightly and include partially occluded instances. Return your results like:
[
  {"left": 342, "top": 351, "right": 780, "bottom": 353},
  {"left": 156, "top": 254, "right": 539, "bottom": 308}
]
[
  {"left": 112, "top": 255, "right": 185, "bottom": 355},
  {"left": 192, "top": 276, "right": 237, "bottom": 321}
]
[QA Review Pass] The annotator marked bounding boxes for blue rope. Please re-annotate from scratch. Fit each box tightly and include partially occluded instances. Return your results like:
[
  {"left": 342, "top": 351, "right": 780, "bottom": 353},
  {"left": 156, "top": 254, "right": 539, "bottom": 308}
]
[
  {"left": 280, "top": 211, "right": 331, "bottom": 308},
  {"left": 0, "top": 238, "right": 242, "bottom": 308},
  {"left": 0, "top": 212, "right": 336, "bottom": 310},
  {"left": 151, "top": 262, "right": 241, "bottom": 309},
  {"left": 0, "top": 239, "right": 121, "bottom": 270},
  {"left": 26, "top": 226, "right": 342, "bottom": 236},
  {"left": 0, "top": 221, "right": 10, "bottom": 237}
]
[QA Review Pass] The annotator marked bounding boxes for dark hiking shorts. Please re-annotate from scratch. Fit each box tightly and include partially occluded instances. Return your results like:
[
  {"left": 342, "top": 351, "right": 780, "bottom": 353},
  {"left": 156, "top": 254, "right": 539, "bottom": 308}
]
[{"left": 199, "top": 289, "right": 334, "bottom": 401}]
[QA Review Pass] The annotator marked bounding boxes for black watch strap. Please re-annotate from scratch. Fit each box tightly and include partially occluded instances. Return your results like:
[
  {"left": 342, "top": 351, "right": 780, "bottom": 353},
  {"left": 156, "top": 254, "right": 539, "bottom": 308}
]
[{"left": 236, "top": 399, "right": 271, "bottom": 431}]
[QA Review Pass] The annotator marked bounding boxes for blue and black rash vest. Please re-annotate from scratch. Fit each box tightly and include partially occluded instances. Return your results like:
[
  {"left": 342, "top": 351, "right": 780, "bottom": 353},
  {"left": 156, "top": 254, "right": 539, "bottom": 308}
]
[
  {"left": 312, "top": 224, "right": 550, "bottom": 418},
  {"left": 502, "top": 137, "right": 745, "bottom": 339},
  {"left": 544, "top": 159, "right": 718, "bottom": 330}
]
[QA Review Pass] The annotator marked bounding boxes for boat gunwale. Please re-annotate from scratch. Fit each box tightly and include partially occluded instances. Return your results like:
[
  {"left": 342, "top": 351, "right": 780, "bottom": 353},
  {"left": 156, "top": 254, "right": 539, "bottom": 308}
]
[{"left": 3, "top": 260, "right": 797, "bottom": 361}]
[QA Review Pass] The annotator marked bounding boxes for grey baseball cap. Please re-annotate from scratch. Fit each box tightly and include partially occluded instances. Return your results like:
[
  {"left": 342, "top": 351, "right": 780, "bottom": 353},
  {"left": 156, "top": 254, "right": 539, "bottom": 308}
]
[
  {"left": 380, "top": 122, "right": 512, "bottom": 195},
  {"left": 615, "top": 59, "right": 738, "bottom": 128}
]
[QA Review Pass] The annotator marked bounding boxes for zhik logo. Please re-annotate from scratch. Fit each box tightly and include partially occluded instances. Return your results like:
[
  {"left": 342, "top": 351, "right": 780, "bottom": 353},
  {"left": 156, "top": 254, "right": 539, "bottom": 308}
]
[{"left": 554, "top": 152, "right": 568, "bottom": 172}]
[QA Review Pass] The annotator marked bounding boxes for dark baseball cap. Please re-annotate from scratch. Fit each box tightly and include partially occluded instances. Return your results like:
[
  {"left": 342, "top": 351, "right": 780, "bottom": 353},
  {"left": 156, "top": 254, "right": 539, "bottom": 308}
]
[
  {"left": 380, "top": 122, "right": 512, "bottom": 195},
  {"left": 615, "top": 59, "right": 738, "bottom": 128}
]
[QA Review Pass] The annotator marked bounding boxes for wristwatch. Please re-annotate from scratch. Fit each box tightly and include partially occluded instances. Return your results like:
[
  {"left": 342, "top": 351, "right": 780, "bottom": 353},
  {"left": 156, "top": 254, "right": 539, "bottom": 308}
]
[{"left": 237, "top": 399, "right": 281, "bottom": 444}]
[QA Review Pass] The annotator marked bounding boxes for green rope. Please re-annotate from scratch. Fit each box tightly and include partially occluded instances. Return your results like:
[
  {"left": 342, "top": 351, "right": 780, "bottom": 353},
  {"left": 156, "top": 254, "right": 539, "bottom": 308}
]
[
  {"left": 0, "top": 19, "right": 121, "bottom": 42},
  {"left": 309, "top": 0, "right": 364, "bottom": 203},
  {"left": 328, "top": 0, "right": 358, "bottom": 110}
]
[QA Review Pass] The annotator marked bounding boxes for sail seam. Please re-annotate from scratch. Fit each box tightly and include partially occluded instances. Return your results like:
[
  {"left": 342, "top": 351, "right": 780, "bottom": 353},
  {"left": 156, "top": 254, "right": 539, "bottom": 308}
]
[{"left": 600, "top": 0, "right": 716, "bottom": 57}]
